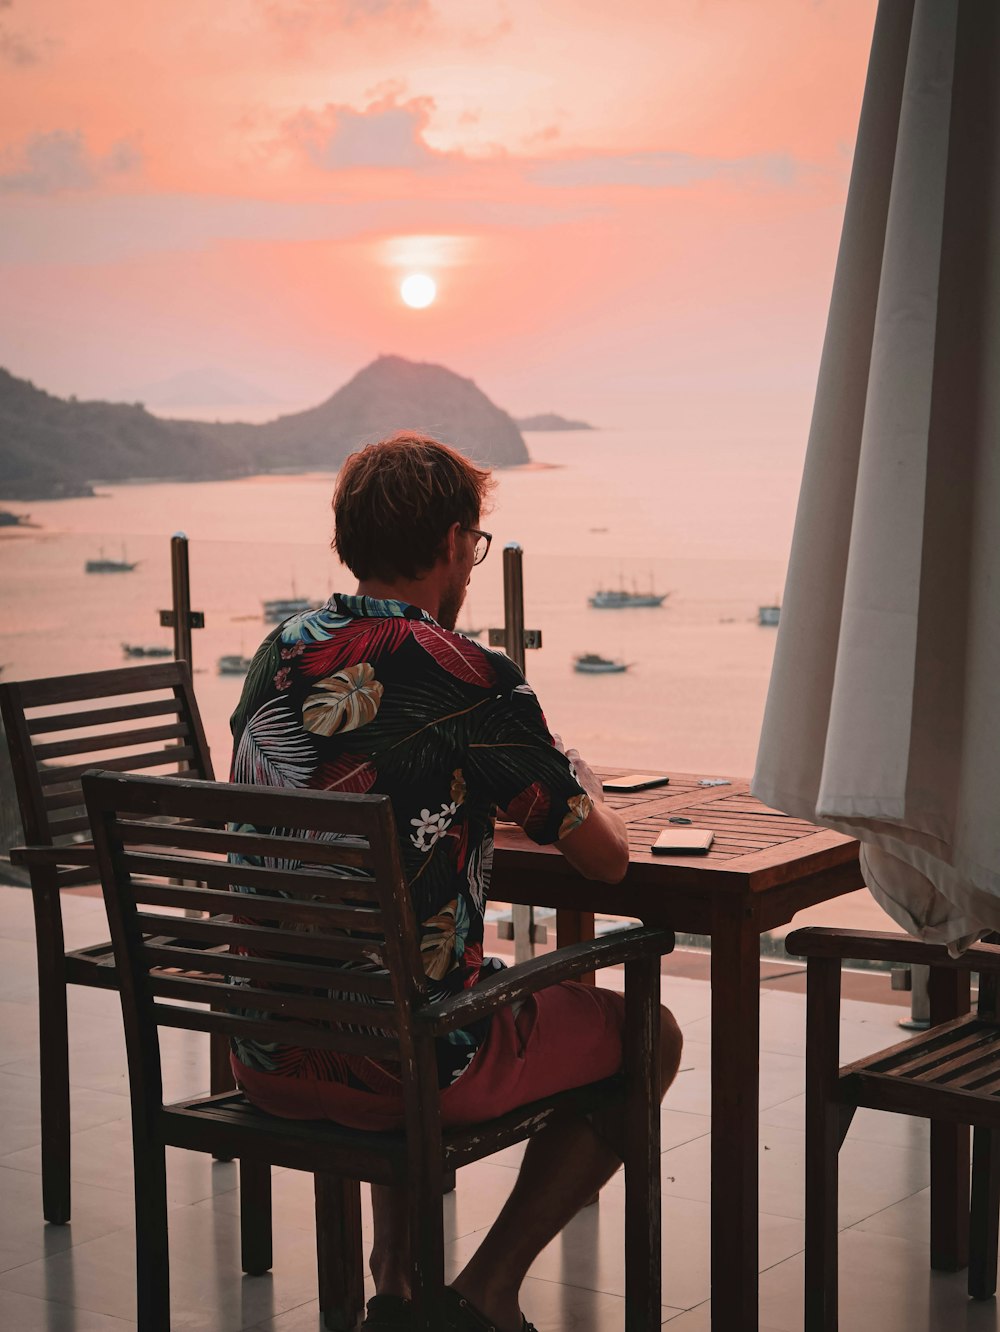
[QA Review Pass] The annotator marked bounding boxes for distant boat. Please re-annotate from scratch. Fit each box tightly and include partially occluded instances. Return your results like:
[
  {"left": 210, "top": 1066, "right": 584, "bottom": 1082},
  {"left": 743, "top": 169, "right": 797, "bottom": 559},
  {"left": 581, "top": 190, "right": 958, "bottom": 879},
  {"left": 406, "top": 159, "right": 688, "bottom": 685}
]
[
  {"left": 122, "top": 643, "right": 172, "bottom": 659},
  {"left": 218, "top": 654, "right": 253, "bottom": 675},
  {"left": 574, "top": 653, "right": 630, "bottom": 674},
  {"left": 758, "top": 605, "right": 781, "bottom": 627},
  {"left": 86, "top": 545, "right": 138, "bottom": 574},
  {"left": 589, "top": 580, "right": 667, "bottom": 609},
  {"left": 262, "top": 596, "right": 319, "bottom": 623}
]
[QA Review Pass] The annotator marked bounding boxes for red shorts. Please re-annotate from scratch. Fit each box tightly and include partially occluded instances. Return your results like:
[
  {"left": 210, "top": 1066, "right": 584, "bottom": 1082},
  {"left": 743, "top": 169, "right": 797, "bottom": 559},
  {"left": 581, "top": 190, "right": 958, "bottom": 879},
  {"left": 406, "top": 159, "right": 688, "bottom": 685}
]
[{"left": 232, "top": 981, "right": 626, "bottom": 1131}]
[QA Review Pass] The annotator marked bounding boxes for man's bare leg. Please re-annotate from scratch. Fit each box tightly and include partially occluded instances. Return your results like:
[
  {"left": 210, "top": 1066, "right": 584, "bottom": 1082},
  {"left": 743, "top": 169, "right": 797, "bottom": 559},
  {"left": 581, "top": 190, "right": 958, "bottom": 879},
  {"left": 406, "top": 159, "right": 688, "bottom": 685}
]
[{"left": 450, "top": 1006, "right": 681, "bottom": 1331}]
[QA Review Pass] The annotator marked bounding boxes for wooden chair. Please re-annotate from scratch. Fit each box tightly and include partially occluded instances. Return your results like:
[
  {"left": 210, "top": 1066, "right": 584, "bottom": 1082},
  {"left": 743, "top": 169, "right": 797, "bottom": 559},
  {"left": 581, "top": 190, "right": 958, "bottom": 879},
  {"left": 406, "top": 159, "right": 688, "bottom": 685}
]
[
  {"left": 0, "top": 663, "right": 270, "bottom": 1258},
  {"left": 83, "top": 768, "right": 674, "bottom": 1332},
  {"left": 787, "top": 925, "right": 1000, "bottom": 1330}
]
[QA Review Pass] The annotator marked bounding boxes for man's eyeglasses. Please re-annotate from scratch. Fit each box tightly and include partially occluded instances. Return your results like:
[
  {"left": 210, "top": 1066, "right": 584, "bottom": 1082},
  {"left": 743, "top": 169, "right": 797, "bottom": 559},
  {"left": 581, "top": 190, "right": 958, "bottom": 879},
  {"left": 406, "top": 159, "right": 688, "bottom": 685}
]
[{"left": 467, "top": 528, "right": 492, "bottom": 566}]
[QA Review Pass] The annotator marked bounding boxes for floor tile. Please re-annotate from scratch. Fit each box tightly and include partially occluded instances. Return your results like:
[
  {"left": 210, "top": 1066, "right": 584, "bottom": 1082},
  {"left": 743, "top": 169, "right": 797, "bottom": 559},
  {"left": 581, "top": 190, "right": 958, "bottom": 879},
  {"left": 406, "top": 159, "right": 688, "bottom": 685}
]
[
  {"left": 0, "top": 1287, "right": 137, "bottom": 1330},
  {"left": 646, "top": 1121, "right": 928, "bottom": 1226},
  {"left": 1, "top": 1119, "right": 242, "bottom": 1208},
  {"left": 849, "top": 1185, "right": 930, "bottom": 1245},
  {"left": 757, "top": 1228, "right": 1000, "bottom": 1332},
  {"left": 0, "top": 1069, "right": 129, "bottom": 1158},
  {"left": 0, "top": 998, "right": 39, "bottom": 1067},
  {"left": 0, "top": 1198, "right": 321, "bottom": 1329},
  {"left": 0, "top": 1165, "right": 135, "bottom": 1274},
  {"left": 664, "top": 1037, "right": 808, "bottom": 1116},
  {"left": 760, "top": 1094, "right": 931, "bottom": 1150}
]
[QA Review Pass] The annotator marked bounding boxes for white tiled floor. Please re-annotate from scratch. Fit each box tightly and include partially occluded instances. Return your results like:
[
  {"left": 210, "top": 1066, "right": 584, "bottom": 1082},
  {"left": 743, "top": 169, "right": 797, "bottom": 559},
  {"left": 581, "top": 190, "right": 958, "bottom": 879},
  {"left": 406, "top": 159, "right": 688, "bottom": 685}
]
[{"left": 0, "top": 883, "right": 993, "bottom": 1331}]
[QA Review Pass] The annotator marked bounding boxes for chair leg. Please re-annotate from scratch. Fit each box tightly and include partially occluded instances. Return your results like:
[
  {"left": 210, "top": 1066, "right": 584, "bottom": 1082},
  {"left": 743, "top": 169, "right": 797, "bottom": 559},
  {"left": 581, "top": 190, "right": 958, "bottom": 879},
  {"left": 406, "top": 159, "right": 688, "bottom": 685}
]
[
  {"left": 623, "top": 955, "right": 662, "bottom": 1331},
  {"left": 409, "top": 1159, "right": 445, "bottom": 1332},
  {"left": 33, "top": 886, "right": 71, "bottom": 1226},
  {"left": 240, "top": 1160, "right": 273, "bottom": 1276},
  {"left": 133, "top": 1139, "right": 170, "bottom": 1332},
  {"left": 210, "top": 1028, "right": 236, "bottom": 1162},
  {"left": 315, "top": 1174, "right": 364, "bottom": 1332},
  {"left": 804, "top": 957, "right": 842, "bottom": 1332},
  {"left": 929, "top": 968, "right": 971, "bottom": 1270},
  {"left": 969, "top": 1127, "right": 1000, "bottom": 1299},
  {"left": 210, "top": 1031, "right": 235, "bottom": 1095}
]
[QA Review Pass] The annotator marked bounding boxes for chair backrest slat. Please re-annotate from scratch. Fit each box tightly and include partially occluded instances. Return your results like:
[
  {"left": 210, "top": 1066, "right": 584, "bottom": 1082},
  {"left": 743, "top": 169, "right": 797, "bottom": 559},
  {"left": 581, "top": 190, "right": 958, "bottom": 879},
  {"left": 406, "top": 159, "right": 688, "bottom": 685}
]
[
  {"left": 26, "top": 697, "right": 184, "bottom": 735},
  {"left": 47, "top": 813, "right": 95, "bottom": 840},
  {"left": 156, "top": 1005, "right": 401, "bottom": 1058},
  {"left": 34, "top": 721, "right": 190, "bottom": 761},
  {"left": 85, "top": 773, "right": 437, "bottom": 1120},
  {"left": 146, "top": 972, "right": 401, "bottom": 1029},
  {"left": 13, "top": 662, "right": 185, "bottom": 707},
  {"left": 136, "top": 921, "right": 396, "bottom": 995},
  {"left": 122, "top": 819, "right": 373, "bottom": 870},
  {"left": 143, "top": 942, "right": 396, "bottom": 997},
  {"left": 132, "top": 881, "right": 383, "bottom": 957},
  {"left": 38, "top": 747, "right": 198, "bottom": 787},
  {"left": 123, "top": 850, "right": 378, "bottom": 900}
]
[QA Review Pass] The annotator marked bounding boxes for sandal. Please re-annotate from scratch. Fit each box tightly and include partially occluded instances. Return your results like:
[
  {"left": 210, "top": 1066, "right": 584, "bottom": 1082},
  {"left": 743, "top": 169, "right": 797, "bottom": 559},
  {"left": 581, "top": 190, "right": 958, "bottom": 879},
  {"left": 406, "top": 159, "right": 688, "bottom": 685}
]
[
  {"left": 361, "top": 1293, "right": 414, "bottom": 1328},
  {"left": 443, "top": 1287, "right": 537, "bottom": 1332}
]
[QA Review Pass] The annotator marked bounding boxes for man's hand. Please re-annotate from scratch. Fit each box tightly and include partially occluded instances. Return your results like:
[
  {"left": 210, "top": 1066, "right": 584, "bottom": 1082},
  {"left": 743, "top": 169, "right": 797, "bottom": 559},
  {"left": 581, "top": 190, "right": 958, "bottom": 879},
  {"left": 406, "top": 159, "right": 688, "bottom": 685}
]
[
  {"left": 565, "top": 747, "right": 604, "bottom": 804},
  {"left": 549, "top": 734, "right": 626, "bottom": 881},
  {"left": 551, "top": 733, "right": 604, "bottom": 804}
]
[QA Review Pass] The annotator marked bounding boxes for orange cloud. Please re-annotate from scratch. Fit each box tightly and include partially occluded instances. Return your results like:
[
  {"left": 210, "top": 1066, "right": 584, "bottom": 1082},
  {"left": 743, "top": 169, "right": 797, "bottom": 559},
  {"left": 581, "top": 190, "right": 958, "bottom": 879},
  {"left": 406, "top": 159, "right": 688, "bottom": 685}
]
[
  {"left": 282, "top": 92, "right": 447, "bottom": 173},
  {"left": 0, "top": 129, "right": 141, "bottom": 194}
]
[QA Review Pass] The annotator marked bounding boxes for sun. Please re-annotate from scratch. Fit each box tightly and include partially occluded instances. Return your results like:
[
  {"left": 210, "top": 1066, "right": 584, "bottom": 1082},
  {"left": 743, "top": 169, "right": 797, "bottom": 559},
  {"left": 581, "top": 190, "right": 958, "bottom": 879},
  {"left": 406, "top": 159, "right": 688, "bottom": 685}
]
[{"left": 400, "top": 273, "right": 437, "bottom": 309}]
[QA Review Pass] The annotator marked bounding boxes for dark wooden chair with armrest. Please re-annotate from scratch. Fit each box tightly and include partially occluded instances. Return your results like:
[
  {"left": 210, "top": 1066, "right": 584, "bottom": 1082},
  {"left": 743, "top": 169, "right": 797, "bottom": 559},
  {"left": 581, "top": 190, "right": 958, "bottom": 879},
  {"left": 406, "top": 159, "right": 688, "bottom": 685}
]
[
  {"left": 787, "top": 925, "right": 1000, "bottom": 1331},
  {"left": 83, "top": 768, "right": 674, "bottom": 1332},
  {"left": 0, "top": 663, "right": 270, "bottom": 1269}
]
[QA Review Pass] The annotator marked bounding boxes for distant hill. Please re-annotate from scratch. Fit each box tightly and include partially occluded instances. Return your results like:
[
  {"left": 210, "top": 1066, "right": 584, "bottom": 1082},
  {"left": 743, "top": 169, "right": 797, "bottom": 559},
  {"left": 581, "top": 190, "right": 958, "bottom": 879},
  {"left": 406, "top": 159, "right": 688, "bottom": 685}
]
[
  {"left": 0, "top": 356, "right": 530, "bottom": 500},
  {"left": 515, "top": 413, "right": 595, "bottom": 431},
  {"left": 230, "top": 356, "right": 528, "bottom": 471},
  {"left": 0, "top": 370, "right": 245, "bottom": 500},
  {"left": 135, "top": 367, "right": 285, "bottom": 408}
]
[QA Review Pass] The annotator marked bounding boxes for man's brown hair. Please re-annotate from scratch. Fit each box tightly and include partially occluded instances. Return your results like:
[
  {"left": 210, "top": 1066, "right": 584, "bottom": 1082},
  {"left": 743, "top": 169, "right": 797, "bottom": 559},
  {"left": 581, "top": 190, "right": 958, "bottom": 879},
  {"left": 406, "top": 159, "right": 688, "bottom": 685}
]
[{"left": 332, "top": 432, "right": 494, "bottom": 581}]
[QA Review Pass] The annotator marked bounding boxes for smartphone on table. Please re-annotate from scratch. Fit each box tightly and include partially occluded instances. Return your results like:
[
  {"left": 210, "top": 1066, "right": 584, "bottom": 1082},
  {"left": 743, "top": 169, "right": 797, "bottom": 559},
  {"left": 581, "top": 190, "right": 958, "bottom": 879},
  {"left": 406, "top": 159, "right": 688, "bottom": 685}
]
[
  {"left": 650, "top": 828, "right": 714, "bottom": 855},
  {"left": 603, "top": 774, "right": 671, "bottom": 793}
]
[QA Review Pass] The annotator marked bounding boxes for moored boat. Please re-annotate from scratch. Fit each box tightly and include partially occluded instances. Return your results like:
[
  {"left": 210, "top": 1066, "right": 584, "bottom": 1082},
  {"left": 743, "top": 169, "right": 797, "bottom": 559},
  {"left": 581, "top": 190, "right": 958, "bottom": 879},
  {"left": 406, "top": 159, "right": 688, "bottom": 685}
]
[
  {"left": 122, "top": 643, "right": 172, "bottom": 658},
  {"left": 758, "top": 605, "right": 781, "bottom": 626},
  {"left": 86, "top": 545, "right": 138, "bottom": 574},
  {"left": 218, "top": 654, "right": 253, "bottom": 675},
  {"left": 589, "top": 582, "right": 667, "bottom": 609},
  {"left": 262, "top": 597, "right": 319, "bottom": 623},
  {"left": 574, "top": 653, "right": 630, "bottom": 674}
]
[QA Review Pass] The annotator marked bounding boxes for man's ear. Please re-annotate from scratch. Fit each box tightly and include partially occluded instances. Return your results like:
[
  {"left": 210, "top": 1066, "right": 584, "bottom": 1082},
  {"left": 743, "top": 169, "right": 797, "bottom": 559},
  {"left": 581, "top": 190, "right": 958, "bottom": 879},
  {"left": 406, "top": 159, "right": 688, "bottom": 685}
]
[{"left": 443, "top": 521, "right": 462, "bottom": 563}]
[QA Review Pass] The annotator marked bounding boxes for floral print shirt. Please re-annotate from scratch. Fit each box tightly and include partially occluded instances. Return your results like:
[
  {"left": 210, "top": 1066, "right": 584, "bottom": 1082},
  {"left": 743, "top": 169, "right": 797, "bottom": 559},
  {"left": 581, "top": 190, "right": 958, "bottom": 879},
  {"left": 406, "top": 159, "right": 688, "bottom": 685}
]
[{"left": 228, "top": 593, "right": 593, "bottom": 1089}]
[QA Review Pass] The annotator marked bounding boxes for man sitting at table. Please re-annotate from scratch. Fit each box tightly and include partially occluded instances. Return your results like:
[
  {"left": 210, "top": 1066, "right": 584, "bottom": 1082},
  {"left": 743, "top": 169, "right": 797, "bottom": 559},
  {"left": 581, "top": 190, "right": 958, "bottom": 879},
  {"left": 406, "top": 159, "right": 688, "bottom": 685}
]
[{"left": 229, "top": 432, "right": 683, "bottom": 1332}]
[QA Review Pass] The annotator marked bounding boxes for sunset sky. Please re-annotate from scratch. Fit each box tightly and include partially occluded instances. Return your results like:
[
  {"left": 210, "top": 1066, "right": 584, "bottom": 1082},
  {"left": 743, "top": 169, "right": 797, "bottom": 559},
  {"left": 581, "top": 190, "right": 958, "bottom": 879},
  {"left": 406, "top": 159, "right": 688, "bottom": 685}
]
[{"left": 1, "top": 0, "right": 877, "bottom": 431}]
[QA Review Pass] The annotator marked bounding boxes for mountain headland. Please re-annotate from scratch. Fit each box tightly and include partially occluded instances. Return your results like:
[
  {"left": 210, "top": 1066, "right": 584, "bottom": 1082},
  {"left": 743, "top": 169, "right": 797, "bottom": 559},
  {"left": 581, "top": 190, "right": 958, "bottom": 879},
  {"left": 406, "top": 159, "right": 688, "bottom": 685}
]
[
  {"left": 515, "top": 413, "right": 595, "bottom": 431},
  {"left": 0, "top": 355, "right": 530, "bottom": 501}
]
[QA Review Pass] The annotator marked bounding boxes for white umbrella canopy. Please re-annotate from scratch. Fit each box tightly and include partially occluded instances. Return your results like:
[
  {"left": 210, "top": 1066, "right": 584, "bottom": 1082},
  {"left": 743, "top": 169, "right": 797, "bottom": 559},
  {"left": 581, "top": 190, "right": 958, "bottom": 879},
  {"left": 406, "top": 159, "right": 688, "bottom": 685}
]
[{"left": 752, "top": 0, "right": 1000, "bottom": 950}]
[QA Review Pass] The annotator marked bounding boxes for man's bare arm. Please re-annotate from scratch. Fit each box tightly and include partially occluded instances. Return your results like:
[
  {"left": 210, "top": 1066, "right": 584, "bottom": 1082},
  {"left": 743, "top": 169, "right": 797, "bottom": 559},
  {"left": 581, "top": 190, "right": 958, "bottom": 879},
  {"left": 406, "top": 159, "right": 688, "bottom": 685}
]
[{"left": 555, "top": 746, "right": 630, "bottom": 883}]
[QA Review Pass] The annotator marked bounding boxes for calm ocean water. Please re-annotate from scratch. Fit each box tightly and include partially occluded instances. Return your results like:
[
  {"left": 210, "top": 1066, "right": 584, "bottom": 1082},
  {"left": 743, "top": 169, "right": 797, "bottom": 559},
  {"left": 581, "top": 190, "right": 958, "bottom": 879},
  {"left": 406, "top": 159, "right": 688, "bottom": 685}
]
[{"left": 0, "top": 428, "right": 804, "bottom": 781}]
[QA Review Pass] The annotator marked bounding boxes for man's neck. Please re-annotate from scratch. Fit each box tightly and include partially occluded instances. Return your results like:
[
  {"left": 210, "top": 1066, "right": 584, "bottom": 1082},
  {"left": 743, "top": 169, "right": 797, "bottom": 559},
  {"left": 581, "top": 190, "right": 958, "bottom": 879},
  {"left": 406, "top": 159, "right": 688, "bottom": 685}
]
[{"left": 354, "top": 577, "right": 441, "bottom": 622}]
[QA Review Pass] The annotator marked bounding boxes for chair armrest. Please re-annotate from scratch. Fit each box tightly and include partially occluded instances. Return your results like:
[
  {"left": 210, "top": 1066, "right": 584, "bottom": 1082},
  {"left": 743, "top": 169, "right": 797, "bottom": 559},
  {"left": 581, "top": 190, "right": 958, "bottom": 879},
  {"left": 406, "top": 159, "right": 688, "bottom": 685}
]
[
  {"left": 9, "top": 843, "right": 96, "bottom": 869},
  {"left": 785, "top": 926, "right": 1000, "bottom": 972},
  {"left": 418, "top": 925, "right": 674, "bottom": 1035}
]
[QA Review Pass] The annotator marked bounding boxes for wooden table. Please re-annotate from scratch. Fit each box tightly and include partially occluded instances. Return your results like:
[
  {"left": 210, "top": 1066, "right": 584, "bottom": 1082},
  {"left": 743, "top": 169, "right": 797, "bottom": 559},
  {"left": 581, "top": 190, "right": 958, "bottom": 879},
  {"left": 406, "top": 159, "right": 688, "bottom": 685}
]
[{"left": 491, "top": 770, "right": 865, "bottom": 1332}]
